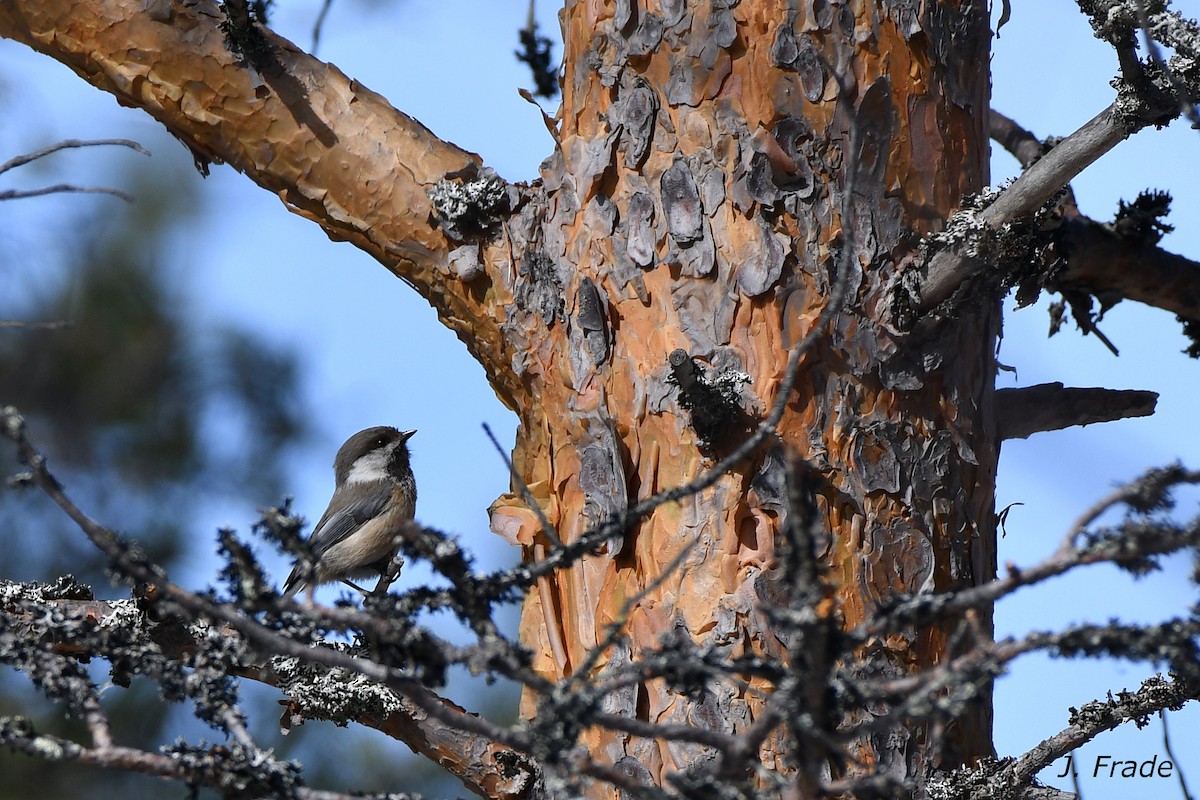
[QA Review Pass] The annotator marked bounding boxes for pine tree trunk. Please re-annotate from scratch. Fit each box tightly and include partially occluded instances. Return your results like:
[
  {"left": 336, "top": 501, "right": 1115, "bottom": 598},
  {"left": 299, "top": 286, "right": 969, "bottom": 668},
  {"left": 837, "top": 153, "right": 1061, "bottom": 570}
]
[{"left": 488, "top": 0, "right": 997, "bottom": 789}]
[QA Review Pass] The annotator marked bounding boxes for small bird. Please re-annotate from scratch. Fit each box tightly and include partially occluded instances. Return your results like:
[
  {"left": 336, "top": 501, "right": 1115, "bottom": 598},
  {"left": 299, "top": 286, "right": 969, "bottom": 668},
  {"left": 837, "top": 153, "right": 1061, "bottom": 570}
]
[{"left": 282, "top": 426, "right": 417, "bottom": 600}]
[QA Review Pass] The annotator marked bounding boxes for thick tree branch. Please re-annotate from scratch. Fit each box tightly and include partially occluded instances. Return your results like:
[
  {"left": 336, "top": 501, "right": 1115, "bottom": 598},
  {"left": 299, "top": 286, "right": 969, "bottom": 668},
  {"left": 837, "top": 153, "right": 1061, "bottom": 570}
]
[
  {"left": 1056, "top": 216, "right": 1200, "bottom": 320},
  {"left": 989, "top": 108, "right": 1200, "bottom": 321},
  {"left": 989, "top": 109, "right": 1082, "bottom": 217},
  {"left": 927, "top": 674, "right": 1196, "bottom": 800},
  {"left": 907, "top": 103, "right": 1128, "bottom": 318},
  {"left": 996, "top": 382, "right": 1157, "bottom": 441},
  {"left": 988, "top": 109, "right": 1047, "bottom": 170},
  {"left": 983, "top": 106, "right": 1126, "bottom": 223},
  {"left": 904, "top": 1, "right": 1200, "bottom": 323},
  {"left": 1011, "top": 675, "right": 1195, "bottom": 795},
  {"left": 0, "top": 0, "right": 525, "bottom": 401}
]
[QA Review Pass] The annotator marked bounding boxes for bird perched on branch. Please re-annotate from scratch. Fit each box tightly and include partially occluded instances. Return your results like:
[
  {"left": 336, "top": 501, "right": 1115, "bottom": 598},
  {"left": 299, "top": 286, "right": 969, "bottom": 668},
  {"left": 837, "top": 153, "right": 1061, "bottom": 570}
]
[{"left": 282, "top": 426, "right": 417, "bottom": 600}]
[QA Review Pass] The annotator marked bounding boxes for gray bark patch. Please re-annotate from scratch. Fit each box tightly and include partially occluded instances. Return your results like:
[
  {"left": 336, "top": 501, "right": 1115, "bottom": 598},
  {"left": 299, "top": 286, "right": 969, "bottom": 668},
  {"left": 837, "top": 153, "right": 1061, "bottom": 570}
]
[
  {"left": 611, "top": 76, "right": 659, "bottom": 169},
  {"left": 447, "top": 244, "right": 483, "bottom": 282},
  {"left": 745, "top": 151, "right": 779, "bottom": 207},
  {"left": 661, "top": 155, "right": 704, "bottom": 243},
  {"left": 517, "top": 251, "right": 564, "bottom": 325},
  {"left": 737, "top": 216, "right": 790, "bottom": 297},
  {"left": 575, "top": 276, "right": 611, "bottom": 367},
  {"left": 668, "top": 219, "right": 715, "bottom": 277},
  {"left": 625, "top": 190, "right": 658, "bottom": 268},
  {"left": 585, "top": 193, "right": 618, "bottom": 236},
  {"left": 771, "top": 22, "right": 800, "bottom": 67},
  {"left": 699, "top": 164, "right": 726, "bottom": 215},
  {"left": 660, "top": 0, "right": 687, "bottom": 28},
  {"left": 673, "top": 280, "right": 735, "bottom": 352},
  {"left": 568, "top": 131, "right": 619, "bottom": 201},
  {"left": 854, "top": 77, "right": 896, "bottom": 187},
  {"left": 795, "top": 35, "right": 827, "bottom": 102},
  {"left": 577, "top": 418, "right": 628, "bottom": 555}
]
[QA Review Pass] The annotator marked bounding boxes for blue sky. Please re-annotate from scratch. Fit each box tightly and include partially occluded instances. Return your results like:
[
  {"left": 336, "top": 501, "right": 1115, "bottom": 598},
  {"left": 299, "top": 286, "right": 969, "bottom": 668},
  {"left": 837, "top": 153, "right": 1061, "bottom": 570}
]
[{"left": 2, "top": 1, "right": 1198, "bottom": 796}]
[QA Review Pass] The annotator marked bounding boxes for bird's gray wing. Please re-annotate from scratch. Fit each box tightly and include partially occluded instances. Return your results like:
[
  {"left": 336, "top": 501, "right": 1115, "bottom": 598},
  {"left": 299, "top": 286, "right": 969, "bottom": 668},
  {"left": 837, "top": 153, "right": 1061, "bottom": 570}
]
[{"left": 307, "top": 489, "right": 390, "bottom": 557}]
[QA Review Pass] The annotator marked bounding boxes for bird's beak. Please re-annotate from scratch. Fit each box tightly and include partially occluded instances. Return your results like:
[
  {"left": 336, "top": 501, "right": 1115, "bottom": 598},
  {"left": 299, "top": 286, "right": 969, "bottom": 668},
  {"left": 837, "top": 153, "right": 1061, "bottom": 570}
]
[{"left": 399, "top": 429, "right": 416, "bottom": 442}]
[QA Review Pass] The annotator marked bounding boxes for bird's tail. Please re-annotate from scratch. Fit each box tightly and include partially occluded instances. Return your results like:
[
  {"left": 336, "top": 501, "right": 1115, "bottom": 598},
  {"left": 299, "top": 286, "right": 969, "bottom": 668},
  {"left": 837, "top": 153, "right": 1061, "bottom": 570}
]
[{"left": 281, "top": 566, "right": 305, "bottom": 601}]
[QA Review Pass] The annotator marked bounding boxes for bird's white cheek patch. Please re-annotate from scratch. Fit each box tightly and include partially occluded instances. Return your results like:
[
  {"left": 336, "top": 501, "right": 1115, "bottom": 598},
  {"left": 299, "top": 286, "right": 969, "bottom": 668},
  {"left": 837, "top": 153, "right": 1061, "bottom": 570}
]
[{"left": 345, "top": 448, "right": 391, "bottom": 484}]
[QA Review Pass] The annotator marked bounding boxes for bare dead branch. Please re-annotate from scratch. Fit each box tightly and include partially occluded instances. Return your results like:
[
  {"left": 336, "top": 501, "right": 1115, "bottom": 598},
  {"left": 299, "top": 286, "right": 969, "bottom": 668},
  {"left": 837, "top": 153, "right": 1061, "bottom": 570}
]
[
  {"left": 0, "top": 138, "right": 148, "bottom": 175},
  {"left": 0, "top": 320, "right": 73, "bottom": 330},
  {"left": 1159, "top": 706, "right": 1197, "bottom": 800},
  {"left": 906, "top": 1, "right": 1200, "bottom": 322},
  {"left": 1055, "top": 215, "right": 1200, "bottom": 320},
  {"left": 996, "top": 382, "right": 1158, "bottom": 440},
  {"left": 1009, "top": 675, "right": 1194, "bottom": 795},
  {"left": 985, "top": 108, "right": 1200, "bottom": 322},
  {"left": 989, "top": 109, "right": 1047, "bottom": 169},
  {"left": 908, "top": 103, "right": 1128, "bottom": 318},
  {"left": 309, "top": 0, "right": 336, "bottom": 55},
  {"left": 0, "top": 184, "right": 134, "bottom": 202},
  {"left": 989, "top": 109, "right": 1083, "bottom": 219}
]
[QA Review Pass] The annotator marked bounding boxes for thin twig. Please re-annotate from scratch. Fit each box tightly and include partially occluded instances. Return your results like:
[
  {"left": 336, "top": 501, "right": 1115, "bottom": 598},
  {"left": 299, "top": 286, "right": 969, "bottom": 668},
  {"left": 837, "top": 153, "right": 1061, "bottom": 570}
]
[
  {"left": 0, "top": 320, "right": 73, "bottom": 330},
  {"left": 0, "top": 185, "right": 135, "bottom": 202},
  {"left": 1160, "top": 707, "right": 1196, "bottom": 800},
  {"left": 219, "top": 708, "right": 258, "bottom": 751},
  {"left": 83, "top": 696, "right": 114, "bottom": 751},
  {"left": 1063, "top": 469, "right": 1199, "bottom": 548},
  {"left": 310, "top": 0, "right": 335, "bottom": 56},
  {"left": 1070, "top": 756, "right": 1083, "bottom": 800},
  {"left": 0, "top": 138, "right": 149, "bottom": 175},
  {"left": 588, "top": 712, "right": 735, "bottom": 751}
]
